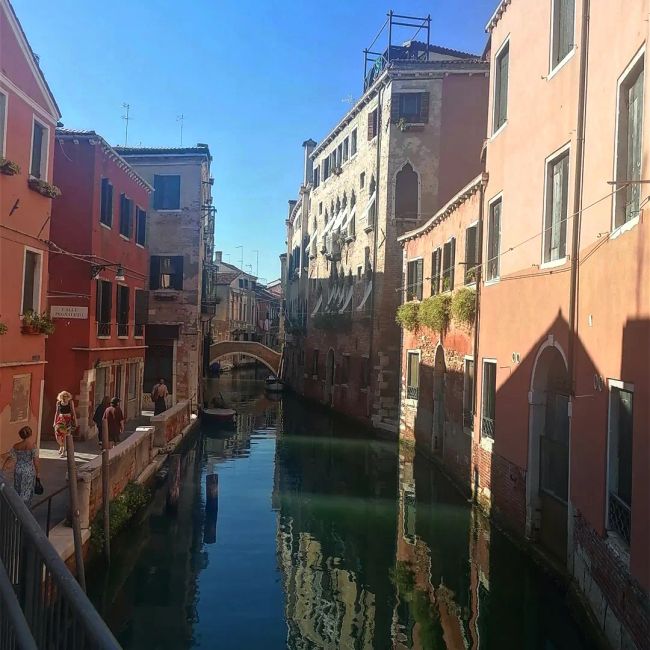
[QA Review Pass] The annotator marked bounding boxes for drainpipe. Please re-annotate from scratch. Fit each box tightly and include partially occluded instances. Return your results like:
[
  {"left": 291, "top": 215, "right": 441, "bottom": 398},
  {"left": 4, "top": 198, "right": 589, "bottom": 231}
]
[{"left": 567, "top": 0, "right": 590, "bottom": 393}]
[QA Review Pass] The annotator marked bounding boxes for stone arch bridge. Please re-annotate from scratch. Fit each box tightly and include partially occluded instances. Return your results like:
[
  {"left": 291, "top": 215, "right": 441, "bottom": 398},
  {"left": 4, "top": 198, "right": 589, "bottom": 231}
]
[{"left": 210, "top": 340, "right": 281, "bottom": 375}]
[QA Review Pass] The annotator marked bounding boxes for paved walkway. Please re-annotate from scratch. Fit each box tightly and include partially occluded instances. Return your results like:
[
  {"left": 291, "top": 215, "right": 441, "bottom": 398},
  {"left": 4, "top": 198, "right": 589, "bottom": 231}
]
[{"left": 31, "top": 414, "right": 152, "bottom": 534}]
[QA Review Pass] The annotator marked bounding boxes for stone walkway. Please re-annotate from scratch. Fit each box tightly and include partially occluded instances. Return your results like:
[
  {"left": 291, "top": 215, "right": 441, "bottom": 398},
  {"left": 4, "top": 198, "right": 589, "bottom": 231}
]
[{"left": 31, "top": 413, "right": 152, "bottom": 534}]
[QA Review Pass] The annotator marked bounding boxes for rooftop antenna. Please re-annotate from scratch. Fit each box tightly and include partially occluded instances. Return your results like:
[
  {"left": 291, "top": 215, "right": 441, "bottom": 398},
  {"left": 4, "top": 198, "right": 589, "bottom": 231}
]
[
  {"left": 121, "top": 103, "right": 132, "bottom": 146},
  {"left": 177, "top": 114, "right": 184, "bottom": 146},
  {"left": 251, "top": 249, "right": 259, "bottom": 277}
]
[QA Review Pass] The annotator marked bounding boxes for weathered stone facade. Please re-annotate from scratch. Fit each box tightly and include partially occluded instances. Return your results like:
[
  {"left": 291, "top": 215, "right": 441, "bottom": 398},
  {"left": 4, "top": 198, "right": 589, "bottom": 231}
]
[{"left": 283, "top": 45, "right": 489, "bottom": 434}]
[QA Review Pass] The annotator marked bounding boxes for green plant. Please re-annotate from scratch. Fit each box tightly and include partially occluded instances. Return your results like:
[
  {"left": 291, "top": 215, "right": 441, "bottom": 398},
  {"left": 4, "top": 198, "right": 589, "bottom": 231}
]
[
  {"left": 27, "top": 177, "right": 61, "bottom": 198},
  {"left": 419, "top": 294, "right": 451, "bottom": 333},
  {"left": 451, "top": 287, "right": 476, "bottom": 326},
  {"left": 0, "top": 158, "right": 20, "bottom": 175},
  {"left": 396, "top": 117, "right": 410, "bottom": 132},
  {"left": 395, "top": 302, "right": 420, "bottom": 331},
  {"left": 22, "top": 311, "right": 56, "bottom": 334},
  {"left": 442, "top": 276, "right": 452, "bottom": 292},
  {"left": 90, "top": 482, "right": 151, "bottom": 551},
  {"left": 0, "top": 322, "right": 7, "bottom": 335}
]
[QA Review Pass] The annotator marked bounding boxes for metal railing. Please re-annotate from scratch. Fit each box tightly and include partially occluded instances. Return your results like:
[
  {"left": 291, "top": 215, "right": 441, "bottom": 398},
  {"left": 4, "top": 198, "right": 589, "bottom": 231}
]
[
  {"left": 97, "top": 322, "right": 111, "bottom": 337},
  {"left": 406, "top": 386, "right": 419, "bottom": 400},
  {"left": 608, "top": 492, "right": 631, "bottom": 546},
  {"left": 134, "top": 323, "right": 144, "bottom": 338},
  {"left": 30, "top": 484, "right": 70, "bottom": 538},
  {"left": 0, "top": 472, "right": 120, "bottom": 649},
  {"left": 481, "top": 416, "right": 495, "bottom": 439},
  {"left": 463, "top": 409, "right": 474, "bottom": 430},
  {"left": 117, "top": 323, "right": 128, "bottom": 337}
]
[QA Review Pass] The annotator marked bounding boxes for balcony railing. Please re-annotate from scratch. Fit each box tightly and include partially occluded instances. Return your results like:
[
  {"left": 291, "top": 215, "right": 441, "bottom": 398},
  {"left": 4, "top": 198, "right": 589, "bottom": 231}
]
[
  {"left": 463, "top": 409, "right": 474, "bottom": 430},
  {"left": 481, "top": 416, "right": 495, "bottom": 439},
  {"left": 117, "top": 323, "right": 128, "bottom": 337},
  {"left": 608, "top": 492, "right": 631, "bottom": 546},
  {"left": 97, "top": 322, "right": 111, "bottom": 337},
  {"left": 134, "top": 323, "right": 144, "bottom": 337},
  {"left": 406, "top": 386, "right": 419, "bottom": 400}
]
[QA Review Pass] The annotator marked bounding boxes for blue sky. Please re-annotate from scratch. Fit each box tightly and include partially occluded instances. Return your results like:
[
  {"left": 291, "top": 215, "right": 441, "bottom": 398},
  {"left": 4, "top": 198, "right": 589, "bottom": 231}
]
[{"left": 14, "top": 0, "right": 496, "bottom": 283}]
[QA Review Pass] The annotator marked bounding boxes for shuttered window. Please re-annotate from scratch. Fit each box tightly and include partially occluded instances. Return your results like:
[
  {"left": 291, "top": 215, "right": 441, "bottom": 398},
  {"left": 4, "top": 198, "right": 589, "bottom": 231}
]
[
  {"left": 406, "top": 259, "right": 423, "bottom": 301},
  {"left": 487, "top": 199, "right": 501, "bottom": 281},
  {"left": 351, "top": 128, "right": 358, "bottom": 156},
  {"left": 481, "top": 361, "right": 497, "bottom": 439},
  {"left": 442, "top": 238, "right": 456, "bottom": 291},
  {"left": 96, "top": 280, "right": 112, "bottom": 325},
  {"left": 391, "top": 92, "right": 430, "bottom": 124},
  {"left": 119, "top": 194, "right": 132, "bottom": 238},
  {"left": 100, "top": 178, "right": 113, "bottom": 227},
  {"left": 544, "top": 150, "right": 569, "bottom": 263},
  {"left": 406, "top": 352, "right": 420, "bottom": 400},
  {"left": 150, "top": 256, "right": 183, "bottom": 290},
  {"left": 431, "top": 248, "right": 442, "bottom": 295},
  {"left": 135, "top": 207, "right": 147, "bottom": 245},
  {"left": 117, "top": 285, "right": 129, "bottom": 337},
  {"left": 465, "top": 225, "right": 478, "bottom": 284},
  {"left": 0, "top": 92, "right": 6, "bottom": 156},
  {"left": 493, "top": 43, "right": 509, "bottom": 132},
  {"left": 30, "top": 121, "right": 46, "bottom": 179},
  {"left": 552, "top": 0, "right": 575, "bottom": 68},
  {"left": 153, "top": 175, "right": 181, "bottom": 210},
  {"left": 323, "top": 157, "right": 330, "bottom": 181},
  {"left": 367, "top": 109, "right": 378, "bottom": 140}
]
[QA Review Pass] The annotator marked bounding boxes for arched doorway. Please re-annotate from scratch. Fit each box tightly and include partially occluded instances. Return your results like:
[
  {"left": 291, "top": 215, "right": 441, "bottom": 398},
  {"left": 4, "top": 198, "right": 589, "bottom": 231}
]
[
  {"left": 432, "top": 345, "right": 446, "bottom": 455},
  {"left": 324, "top": 349, "right": 335, "bottom": 406},
  {"left": 527, "top": 340, "right": 570, "bottom": 563}
]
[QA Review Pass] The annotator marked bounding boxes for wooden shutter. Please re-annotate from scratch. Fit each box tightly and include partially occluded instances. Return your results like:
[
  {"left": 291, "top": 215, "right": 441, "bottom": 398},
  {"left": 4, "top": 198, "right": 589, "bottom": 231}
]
[
  {"left": 95, "top": 280, "right": 102, "bottom": 322},
  {"left": 105, "top": 281, "right": 112, "bottom": 323},
  {"left": 171, "top": 256, "right": 184, "bottom": 290},
  {"left": 391, "top": 94, "right": 400, "bottom": 123},
  {"left": 465, "top": 226, "right": 477, "bottom": 283},
  {"left": 499, "top": 48, "right": 509, "bottom": 127},
  {"left": 449, "top": 237, "right": 456, "bottom": 290},
  {"left": 416, "top": 259, "right": 424, "bottom": 300},
  {"left": 135, "top": 289, "right": 149, "bottom": 324},
  {"left": 419, "top": 92, "right": 430, "bottom": 123},
  {"left": 150, "top": 257, "right": 161, "bottom": 290},
  {"left": 100, "top": 179, "right": 108, "bottom": 222},
  {"left": 367, "top": 110, "right": 377, "bottom": 140},
  {"left": 106, "top": 183, "right": 113, "bottom": 225}
]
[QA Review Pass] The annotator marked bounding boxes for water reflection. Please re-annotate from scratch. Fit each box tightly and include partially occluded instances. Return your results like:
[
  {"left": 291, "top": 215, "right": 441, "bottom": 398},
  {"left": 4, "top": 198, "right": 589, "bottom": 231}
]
[{"left": 88, "top": 374, "right": 599, "bottom": 650}]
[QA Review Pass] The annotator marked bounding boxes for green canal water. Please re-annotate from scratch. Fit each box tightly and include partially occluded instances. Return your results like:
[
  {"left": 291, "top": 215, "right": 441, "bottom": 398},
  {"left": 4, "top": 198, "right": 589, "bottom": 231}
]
[{"left": 88, "top": 371, "right": 600, "bottom": 649}]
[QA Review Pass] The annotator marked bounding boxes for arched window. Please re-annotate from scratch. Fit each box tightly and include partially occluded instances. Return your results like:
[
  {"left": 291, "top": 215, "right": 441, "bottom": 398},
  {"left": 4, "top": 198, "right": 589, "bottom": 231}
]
[{"left": 395, "top": 162, "right": 419, "bottom": 220}]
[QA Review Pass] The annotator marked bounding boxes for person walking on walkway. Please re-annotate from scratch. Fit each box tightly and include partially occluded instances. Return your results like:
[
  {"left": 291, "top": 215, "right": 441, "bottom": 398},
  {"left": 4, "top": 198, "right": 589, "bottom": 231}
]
[
  {"left": 151, "top": 378, "right": 169, "bottom": 416},
  {"left": 53, "top": 391, "right": 77, "bottom": 457},
  {"left": 103, "top": 397, "right": 124, "bottom": 448},
  {"left": 1, "top": 426, "right": 41, "bottom": 506},
  {"left": 93, "top": 396, "right": 110, "bottom": 449}
]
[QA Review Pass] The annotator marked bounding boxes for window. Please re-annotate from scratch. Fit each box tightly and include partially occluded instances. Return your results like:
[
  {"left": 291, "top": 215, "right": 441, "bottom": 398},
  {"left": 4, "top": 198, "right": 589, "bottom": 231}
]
[
  {"left": 0, "top": 91, "right": 6, "bottom": 156},
  {"left": 431, "top": 248, "right": 441, "bottom": 295},
  {"left": 481, "top": 360, "right": 497, "bottom": 439},
  {"left": 134, "top": 288, "right": 148, "bottom": 337},
  {"left": 351, "top": 128, "right": 358, "bottom": 156},
  {"left": 463, "top": 358, "right": 475, "bottom": 430},
  {"left": 544, "top": 150, "right": 569, "bottom": 263},
  {"left": 406, "top": 259, "right": 423, "bottom": 301},
  {"left": 465, "top": 224, "right": 478, "bottom": 284},
  {"left": 406, "top": 352, "right": 420, "bottom": 400},
  {"left": 340, "top": 355, "right": 350, "bottom": 385},
  {"left": 323, "top": 157, "right": 330, "bottom": 181},
  {"left": 100, "top": 178, "right": 113, "bottom": 227},
  {"left": 96, "top": 279, "right": 112, "bottom": 337},
  {"left": 361, "top": 356, "right": 370, "bottom": 389},
  {"left": 551, "top": 0, "right": 575, "bottom": 68},
  {"left": 150, "top": 255, "right": 183, "bottom": 290},
  {"left": 128, "top": 363, "right": 138, "bottom": 400},
  {"left": 614, "top": 55, "right": 644, "bottom": 228},
  {"left": 135, "top": 207, "right": 147, "bottom": 246},
  {"left": 493, "top": 42, "right": 509, "bottom": 133},
  {"left": 319, "top": 202, "right": 322, "bottom": 215},
  {"left": 367, "top": 108, "right": 378, "bottom": 140},
  {"left": 117, "top": 285, "right": 129, "bottom": 337},
  {"left": 30, "top": 120, "right": 47, "bottom": 179},
  {"left": 607, "top": 383, "right": 633, "bottom": 546},
  {"left": 392, "top": 92, "right": 429, "bottom": 124},
  {"left": 442, "top": 238, "right": 456, "bottom": 291},
  {"left": 21, "top": 250, "right": 41, "bottom": 314},
  {"left": 342, "top": 137, "right": 349, "bottom": 162},
  {"left": 360, "top": 172, "right": 365, "bottom": 189},
  {"left": 487, "top": 198, "right": 501, "bottom": 281},
  {"left": 153, "top": 175, "right": 181, "bottom": 210},
  {"left": 313, "top": 166, "right": 320, "bottom": 188},
  {"left": 336, "top": 143, "right": 343, "bottom": 168},
  {"left": 119, "top": 194, "right": 132, "bottom": 238},
  {"left": 312, "top": 350, "right": 319, "bottom": 377},
  {"left": 395, "top": 163, "right": 419, "bottom": 220}
]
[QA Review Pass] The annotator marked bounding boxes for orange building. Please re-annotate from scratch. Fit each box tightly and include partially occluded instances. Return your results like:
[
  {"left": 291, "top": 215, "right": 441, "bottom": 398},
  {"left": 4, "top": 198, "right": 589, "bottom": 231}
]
[{"left": 0, "top": 0, "right": 61, "bottom": 454}]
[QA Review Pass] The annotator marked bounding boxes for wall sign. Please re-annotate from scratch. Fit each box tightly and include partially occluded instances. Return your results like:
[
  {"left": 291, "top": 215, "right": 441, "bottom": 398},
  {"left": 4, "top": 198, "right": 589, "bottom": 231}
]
[{"left": 50, "top": 306, "right": 89, "bottom": 319}]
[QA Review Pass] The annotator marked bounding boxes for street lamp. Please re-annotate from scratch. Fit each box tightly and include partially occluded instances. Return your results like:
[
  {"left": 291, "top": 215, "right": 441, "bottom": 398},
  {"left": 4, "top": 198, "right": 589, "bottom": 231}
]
[{"left": 91, "top": 263, "right": 125, "bottom": 281}]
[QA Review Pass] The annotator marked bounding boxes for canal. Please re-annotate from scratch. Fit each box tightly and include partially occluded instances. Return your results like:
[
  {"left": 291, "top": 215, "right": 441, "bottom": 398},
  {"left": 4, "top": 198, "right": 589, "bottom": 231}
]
[{"left": 88, "top": 369, "right": 600, "bottom": 649}]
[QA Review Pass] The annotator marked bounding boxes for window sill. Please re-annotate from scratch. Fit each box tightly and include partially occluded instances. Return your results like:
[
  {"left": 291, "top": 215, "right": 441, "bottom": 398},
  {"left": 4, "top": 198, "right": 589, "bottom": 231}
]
[
  {"left": 610, "top": 215, "right": 640, "bottom": 240},
  {"left": 119, "top": 234, "right": 130, "bottom": 242},
  {"left": 134, "top": 336, "right": 144, "bottom": 340},
  {"left": 99, "top": 222, "right": 112, "bottom": 231},
  {"left": 154, "top": 208, "right": 181, "bottom": 213},
  {"left": 405, "top": 398, "right": 418, "bottom": 408},
  {"left": 136, "top": 242, "right": 145, "bottom": 249},
  {"left": 540, "top": 256, "right": 568, "bottom": 270},
  {"left": 491, "top": 120, "right": 508, "bottom": 141},
  {"left": 547, "top": 47, "right": 577, "bottom": 81},
  {"left": 484, "top": 277, "right": 500, "bottom": 287},
  {"left": 97, "top": 335, "right": 111, "bottom": 340}
]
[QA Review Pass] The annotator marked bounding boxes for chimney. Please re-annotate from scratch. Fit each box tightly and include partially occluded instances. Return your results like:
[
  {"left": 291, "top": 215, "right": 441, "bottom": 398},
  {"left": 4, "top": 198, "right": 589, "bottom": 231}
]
[{"left": 302, "top": 139, "right": 317, "bottom": 186}]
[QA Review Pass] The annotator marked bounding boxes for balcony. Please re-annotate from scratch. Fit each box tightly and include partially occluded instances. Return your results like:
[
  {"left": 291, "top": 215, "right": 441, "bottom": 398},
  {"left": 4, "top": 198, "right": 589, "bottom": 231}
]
[
  {"left": 406, "top": 386, "right": 419, "bottom": 400},
  {"left": 97, "top": 322, "right": 111, "bottom": 337},
  {"left": 117, "top": 323, "right": 129, "bottom": 338},
  {"left": 134, "top": 323, "right": 144, "bottom": 338},
  {"left": 481, "top": 416, "right": 495, "bottom": 439},
  {"left": 201, "top": 300, "right": 217, "bottom": 316}
]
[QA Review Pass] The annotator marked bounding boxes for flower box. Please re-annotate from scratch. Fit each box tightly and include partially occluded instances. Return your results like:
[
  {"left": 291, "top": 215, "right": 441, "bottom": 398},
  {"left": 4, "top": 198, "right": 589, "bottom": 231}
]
[
  {"left": 0, "top": 158, "right": 20, "bottom": 176},
  {"left": 28, "top": 177, "right": 61, "bottom": 198},
  {"left": 21, "top": 311, "right": 56, "bottom": 335}
]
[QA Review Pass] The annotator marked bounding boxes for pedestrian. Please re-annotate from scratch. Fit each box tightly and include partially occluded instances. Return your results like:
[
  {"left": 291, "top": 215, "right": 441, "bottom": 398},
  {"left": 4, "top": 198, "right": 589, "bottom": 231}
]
[
  {"left": 1, "top": 426, "right": 41, "bottom": 506},
  {"left": 102, "top": 397, "right": 124, "bottom": 448},
  {"left": 151, "top": 378, "right": 169, "bottom": 415},
  {"left": 93, "top": 396, "right": 110, "bottom": 449},
  {"left": 53, "top": 391, "right": 77, "bottom": 457}
]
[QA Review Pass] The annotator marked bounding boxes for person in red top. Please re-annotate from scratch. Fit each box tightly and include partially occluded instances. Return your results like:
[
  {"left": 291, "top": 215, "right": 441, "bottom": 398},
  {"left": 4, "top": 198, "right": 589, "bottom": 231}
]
[{"left": 102, "top": 397, "right": 124, "bottom": 448}]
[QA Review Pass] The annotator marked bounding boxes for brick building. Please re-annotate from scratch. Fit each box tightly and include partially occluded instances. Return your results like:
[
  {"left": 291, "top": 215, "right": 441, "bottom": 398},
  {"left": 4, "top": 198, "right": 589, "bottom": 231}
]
[
  {"left": 115, "top": 145, "right": 215, "bottom": 406},
  {"left": 398, "top": 175, "right": 485, "bottom": 488},
  {"left": 45, "top": 129, "right": 152, "bottom": 439},
  {"left": 282, "top": 32, "right": 488, "bottom": 434},
  {"left": 0, "top": 0, "right": 61, "bottom": 453}
]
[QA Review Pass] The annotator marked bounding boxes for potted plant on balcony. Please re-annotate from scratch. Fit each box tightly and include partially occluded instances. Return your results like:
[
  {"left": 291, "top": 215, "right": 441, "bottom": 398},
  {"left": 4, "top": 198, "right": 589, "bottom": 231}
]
[
  {"left": 0, "top": 322, "right": 7, "bottom": 335},
  {"left": 0, "top": 158, "right": 20, "bottom": 176},
  {"left": 21, "top": 311, "right": 56, "bottom": 335},
  {"left": 28, "top": 177, "right": 61, "bottom": 198}
]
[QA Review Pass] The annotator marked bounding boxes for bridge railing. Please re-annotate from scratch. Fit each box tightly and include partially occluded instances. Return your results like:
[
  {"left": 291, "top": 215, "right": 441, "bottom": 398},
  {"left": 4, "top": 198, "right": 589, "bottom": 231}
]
[{"left": 0, "top": 472, "right": 120, "bottom": 649}]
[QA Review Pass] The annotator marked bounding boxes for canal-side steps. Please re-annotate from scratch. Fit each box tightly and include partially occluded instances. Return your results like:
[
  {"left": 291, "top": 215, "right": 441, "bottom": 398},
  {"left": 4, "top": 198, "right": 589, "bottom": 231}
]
[
  {"left": 0, "top": 471, "right": 121, "bottom": 649},
  {"left": 47, "top": 400, "right": 199, "bottom": 575}
]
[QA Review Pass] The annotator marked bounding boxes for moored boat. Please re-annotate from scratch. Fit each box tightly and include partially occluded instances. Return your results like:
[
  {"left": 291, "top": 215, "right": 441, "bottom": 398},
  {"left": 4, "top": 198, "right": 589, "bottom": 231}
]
[
  {"left": 265, "top": 375, "right": 284, "bottom": 393},
  {"left": 199, "top": 407, "right": 237, "bottom": 425}
]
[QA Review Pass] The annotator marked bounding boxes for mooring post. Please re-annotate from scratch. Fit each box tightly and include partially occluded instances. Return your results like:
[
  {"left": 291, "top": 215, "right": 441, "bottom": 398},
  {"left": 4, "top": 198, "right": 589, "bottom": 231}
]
[
  {"left": 204, "top": 473, "right": 218, "bottom": 544},
  {"left": 167, "top": 454, "right": 181, "bottom": 511},
  {"left": 101, "top": 420, "right": 110, "bottom": 564},
  {"left": 65, "top": 434, "right": 86, "bottom": 592}
]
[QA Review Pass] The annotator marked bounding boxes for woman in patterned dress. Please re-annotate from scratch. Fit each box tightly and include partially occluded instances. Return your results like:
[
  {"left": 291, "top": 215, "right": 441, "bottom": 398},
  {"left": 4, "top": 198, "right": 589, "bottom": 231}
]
[
  {"left": 53, "top": 391, "right": 77, "bottom": 457},
  {"left": 1, "top": 426, "right": 40, "bottom": 506}
]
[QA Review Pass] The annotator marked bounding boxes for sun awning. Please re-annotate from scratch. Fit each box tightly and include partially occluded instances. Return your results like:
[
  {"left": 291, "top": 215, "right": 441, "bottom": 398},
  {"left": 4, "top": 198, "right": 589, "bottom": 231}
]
[
  {"left": 307, "top": 229, "right": 318, "bottom": 249},
  {"left": 356, "top": 281, "right": 373, "bottom": 311},
  {"left": 360, "top": 192, "right": 376, "bottom": 228},
  {"left": 339, "top": 285, "right": 354, "bottom": 313},
  {"left": 311, "top": 294, "right": 323, "bottom": 316},
  {"left": 341, "top": 207, "right": 355, "bottom": 232}
]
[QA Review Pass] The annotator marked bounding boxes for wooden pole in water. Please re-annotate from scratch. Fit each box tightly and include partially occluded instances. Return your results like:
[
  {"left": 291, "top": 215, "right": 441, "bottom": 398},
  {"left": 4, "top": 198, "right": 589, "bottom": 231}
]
[
  {"left": 65, "top": 434, "right": 86, "bottom": 592},
  {"left": 167, "top": 454, "right": 181, "bottom": 511},
  {"left": 204, "top": 473, "right": 218, "bottom": 544},
  {"left": 101, "top": 420, "right": 110, "bottom": 564}
]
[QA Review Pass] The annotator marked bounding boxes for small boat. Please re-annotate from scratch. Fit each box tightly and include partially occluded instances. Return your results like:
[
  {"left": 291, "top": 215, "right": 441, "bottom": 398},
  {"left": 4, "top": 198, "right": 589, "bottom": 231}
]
[
  {"left": 200, "top": 407, "right": 237, "bottom": 425},
  {"left": 265, "top": 375, "right": 284, "bottom": 393}
]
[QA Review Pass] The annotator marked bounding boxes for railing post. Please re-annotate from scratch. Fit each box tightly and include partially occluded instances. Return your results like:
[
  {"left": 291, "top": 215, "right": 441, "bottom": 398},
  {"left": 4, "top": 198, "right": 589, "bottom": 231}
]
[{"left": 66, "top": 435, "right": 86, "bottom": 592}]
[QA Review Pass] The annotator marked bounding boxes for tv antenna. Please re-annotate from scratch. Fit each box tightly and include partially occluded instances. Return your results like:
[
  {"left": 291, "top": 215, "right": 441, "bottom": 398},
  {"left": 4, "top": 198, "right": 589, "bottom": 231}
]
[
  {"left": 121, "top": 103, "right": 132, "bottom": 146},
  {"left": 177, "top": 114, "right": 184, "bottom": 146}
]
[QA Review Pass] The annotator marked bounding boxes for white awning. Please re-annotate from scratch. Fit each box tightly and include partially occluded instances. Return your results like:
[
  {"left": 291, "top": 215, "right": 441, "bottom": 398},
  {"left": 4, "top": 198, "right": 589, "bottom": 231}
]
[
  {"left": 360, "top": 192, "right": 376, "bottom": 227},
  {"left": 341, "top": 207, "right": 355, "bottom": 232},
  {"left": 339, "top": 285, "right": 353, "bottom": 313},
  {"left": 332, "top": 208, "right": 348, "bottom": 232},
  {"left": 308, "top": 229, "right": 318, "bottom": 249},
  {"left": 311, "top": 294, "right": 323, "bottom": 316},
  {"left": 357, "top": 281, "right": 373, "bottom": 311}
]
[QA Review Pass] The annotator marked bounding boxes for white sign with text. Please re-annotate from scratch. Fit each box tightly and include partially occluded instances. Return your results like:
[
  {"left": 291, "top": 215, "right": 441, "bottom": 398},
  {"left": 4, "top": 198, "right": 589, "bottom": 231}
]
[{"left": 50, "top": 306, "right": 89, "bottom": 320}]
